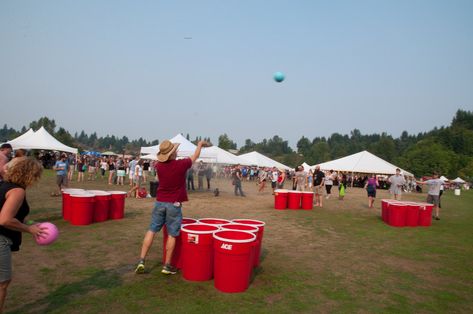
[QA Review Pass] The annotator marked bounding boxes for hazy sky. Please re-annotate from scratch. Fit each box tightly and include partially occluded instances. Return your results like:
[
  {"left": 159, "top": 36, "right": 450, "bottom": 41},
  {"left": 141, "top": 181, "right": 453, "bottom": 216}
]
[{"left": 1, "top": 1, "right": 472, "bottom": 148}]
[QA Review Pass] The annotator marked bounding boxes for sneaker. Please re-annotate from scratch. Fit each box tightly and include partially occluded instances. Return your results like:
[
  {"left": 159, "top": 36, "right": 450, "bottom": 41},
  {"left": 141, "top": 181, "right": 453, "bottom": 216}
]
[
  {"left": 161, "top": 264, "right": 178, "bottom": 275},
  {"left": 135, "top": 261, "right": 145, "bottom": 274},
  {"left": 435, "top": 216, "right": 440, "bottom": 220}
]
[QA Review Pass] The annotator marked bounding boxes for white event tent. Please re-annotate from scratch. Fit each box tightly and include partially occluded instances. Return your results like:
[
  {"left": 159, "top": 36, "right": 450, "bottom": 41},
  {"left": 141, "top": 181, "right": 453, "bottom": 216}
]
[
  {"left": 5, "top": 128, "right": 35, "bottom": 146},
  {"left": 439, "top": 176, "right": 449, "bottom": 182},
  {"left": 140, "top": 136, "right": 250, "bottom": 165},
  {"left": 238, "top": 151, "right": 292, "bottom": 170},
  {"left": 140, "top": 134, "right": 197, "bottom": 157},
  {"left": 199, "top": 146, "right": 251, "bottom": 165},
  {"left": 452, "top": 177, "right": 466, "bottom": 184},
  {"left": 7, "top": 127, "right": 78, "bottom": 154},
  {"left": 311, "top": 150, "right": 413, "bottom": 177}
]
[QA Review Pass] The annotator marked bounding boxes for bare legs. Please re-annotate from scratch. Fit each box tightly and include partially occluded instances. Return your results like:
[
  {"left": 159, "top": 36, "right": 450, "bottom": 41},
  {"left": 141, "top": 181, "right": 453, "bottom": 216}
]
[
  {"left": 138, "top": 231, "right": 176, "bottom": 265},
  {"left": 0, "top": 280, "right": 10, "bottom": 314}
]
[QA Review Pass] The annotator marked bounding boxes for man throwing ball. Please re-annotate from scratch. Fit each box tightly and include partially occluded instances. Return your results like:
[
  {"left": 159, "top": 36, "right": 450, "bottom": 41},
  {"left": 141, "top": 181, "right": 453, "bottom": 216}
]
[{"left": 135, "top": 139, "right": 207, "bottom": 274}]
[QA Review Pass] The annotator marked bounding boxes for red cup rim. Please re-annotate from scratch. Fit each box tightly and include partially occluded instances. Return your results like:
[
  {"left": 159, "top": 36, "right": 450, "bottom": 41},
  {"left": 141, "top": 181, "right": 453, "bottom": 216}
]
[
  {"left": 213, "top": 230, "right": 256, "bottom": 243},
  {"left": 231, "top": 219, "right": 265, "bottom": 227},
  {"left": 87, "top": 190, "right": 112, "bottom": 196},
  {"left": 198, "top": 218, "right": 231, "bottom": 225},
  {"left": 70, "top": 193, "right": 95, "bottom": 198},
  {"left": 220, "top": 223, "right": 259, "bottom": 233},
  {"left": 181, "top": 223, "right": 220, "bottom": 234}
]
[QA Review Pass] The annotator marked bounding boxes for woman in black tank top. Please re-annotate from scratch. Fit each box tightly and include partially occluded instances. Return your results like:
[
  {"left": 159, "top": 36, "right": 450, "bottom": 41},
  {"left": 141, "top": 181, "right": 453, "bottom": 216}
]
[{"left": 0, "top": 158, "right": 43, "bottom": 312}]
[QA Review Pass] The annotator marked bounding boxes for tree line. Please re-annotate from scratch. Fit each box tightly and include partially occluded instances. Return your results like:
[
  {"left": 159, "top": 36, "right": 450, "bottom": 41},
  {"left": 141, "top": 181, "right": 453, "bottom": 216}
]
[{"left": 1, "top": 110, "right": 472, "bottom": 179}]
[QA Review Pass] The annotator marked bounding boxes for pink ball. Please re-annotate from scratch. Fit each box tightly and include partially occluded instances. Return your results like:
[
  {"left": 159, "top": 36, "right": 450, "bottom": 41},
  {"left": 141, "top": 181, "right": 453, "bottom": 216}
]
[{"left": 35, "top": 222, "right": 59, "bottom": 246}]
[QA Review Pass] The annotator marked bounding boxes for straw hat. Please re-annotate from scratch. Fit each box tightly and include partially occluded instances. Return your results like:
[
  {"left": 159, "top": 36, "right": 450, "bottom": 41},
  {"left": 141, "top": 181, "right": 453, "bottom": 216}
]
[{"left": 157, "top": 140, "right": 180, "bottom": 162}]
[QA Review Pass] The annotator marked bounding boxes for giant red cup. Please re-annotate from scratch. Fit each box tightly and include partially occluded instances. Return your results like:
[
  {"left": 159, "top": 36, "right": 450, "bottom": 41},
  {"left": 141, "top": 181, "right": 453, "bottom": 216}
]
[
  {"left": 213, "top": 230, "right": 257, "bottom": 293},
  {"left": 162, "top": 217, "right": 198, "bottom": 269},
  {"left": 109, "top": 191, "right": 127, "bottom": 220},
  {"left": 231, "top": 219, "right": 265, "bottom": 267},
  {"left": 181, "top": 223, "right": 220, "bottom": 281}
]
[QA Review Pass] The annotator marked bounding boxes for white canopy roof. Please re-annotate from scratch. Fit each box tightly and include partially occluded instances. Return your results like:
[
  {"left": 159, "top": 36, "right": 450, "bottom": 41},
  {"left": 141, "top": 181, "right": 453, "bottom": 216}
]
[
  {"left": 6, "top": 129, "right": 35, "bottom": 146},
  {"left": 439, "top": 175, "right": 449, "bottom": 182},
  {"left": 199, "top": 146, "right": 251, "bottom": 165},
  {"left": 314, "top": 150, "right": 413, "bottom": 177},
  {"left": 140, "top": 134, "right": 197, "bottom": 157},
  {"left": 7, "top": 127, "right": 78, "bottom": 154},
  {"left": 452, "top": 177, "right": 466, "bottom": 183},
  {"left": 238, "top": 151, "right": 292, "bottom": 170},
  {"left": 141, "top": 153, "right": 157, "bottom": 160},
  {"left": 302, "top": 162, "right": 315, "bottom": 172}
]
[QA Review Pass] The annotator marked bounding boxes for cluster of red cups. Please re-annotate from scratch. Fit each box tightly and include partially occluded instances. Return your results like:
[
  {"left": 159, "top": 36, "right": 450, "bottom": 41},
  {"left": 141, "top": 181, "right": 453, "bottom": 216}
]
[
  {"left": 274, "top": 189, "right": 314, "bottom": 210},
  {"left": 162, "top": 218, "right": 265, "bottom": 293},
  {"left": 61, "top": 188, "right": 127, "bottom": 226},
  {"left": 381, "top": 199, "right": 434, "bottom": 227}
]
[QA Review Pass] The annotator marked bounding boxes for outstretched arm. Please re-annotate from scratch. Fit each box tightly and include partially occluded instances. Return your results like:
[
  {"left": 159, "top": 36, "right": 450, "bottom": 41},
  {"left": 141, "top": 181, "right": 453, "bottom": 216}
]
[{"left": 190, "top": 141, "right": 208, "bottom": 163}]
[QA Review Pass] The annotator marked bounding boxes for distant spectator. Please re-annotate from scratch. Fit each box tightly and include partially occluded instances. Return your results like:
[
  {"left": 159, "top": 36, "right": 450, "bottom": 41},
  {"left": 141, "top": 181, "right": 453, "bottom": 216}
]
[
  {"left": 258, "top": 168, "right": 267, "bottom": 192},
  {"left": 108, "top": 157, "right": 116, "bottom": 185},
  {"left": 232, "top": 165, "right": 245, "bottom": 196},
  {"left": 52, "top": 154, "right": 68, "bottom": 196},
  {"left": 324, "top": 170, "right": 335, "bottom": 199},
  {"left": 77, "top": 156, "right": 85, "bottom": 182},
  {"left": 388, "top": 168, "right": 406, "bottom": 200},
  {"left": 270, "top": 167, "right": 279, "bottom": 194},
  {"left": 294, "top": 166, "right": 307, "bottom": 191},
  {"left": 312, "top": 166, "right": 325, "bottom": 207},
  {"left": 100, "top": 158, "right": 108, "bottom": 179},
  {"left": 0, "top": 144, "right": 13, "bottom": 182},
  {"left": 277, "top": 169, "right": 286, "bottom": 189},
  {"left": 339, "top": 174, "right": 347, "bottom": 200},
  {"left": 87, "top": 156, "right": 96, "bottom": 181},
  {"left": 205, "top": 164, "right": 212, "bottom": 190},
  {"left": 364, "top": 174, "right": 379, "bottom": 208},
  {"left": 197, "top": 161, "right": 205, "bottom": 190},
  {"left": 187, "top": 166, "right": 195, "bottom": 191},
  {"left": 67, "top": 154, "right": 75, "bottom": 182},
  {"left": 116, "top": 157, "right": 126, "bottom": 185},
  {"left": 142, "top": 159, "right": 150, "bottom": 183}
]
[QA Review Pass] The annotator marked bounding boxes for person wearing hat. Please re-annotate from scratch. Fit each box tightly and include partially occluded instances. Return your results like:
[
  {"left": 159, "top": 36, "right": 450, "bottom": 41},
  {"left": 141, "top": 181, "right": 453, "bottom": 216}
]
[
  {"left": 0, "top": 144, "right": 13, "bottom": 182},
  {"left": 135, "top": 139, "right": 207, "bottom": 275}
]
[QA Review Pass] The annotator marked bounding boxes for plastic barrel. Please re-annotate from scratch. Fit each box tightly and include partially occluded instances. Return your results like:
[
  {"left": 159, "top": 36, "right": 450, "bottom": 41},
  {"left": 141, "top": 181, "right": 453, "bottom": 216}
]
[
  {"left": 231, "top": 219, "right": 265, "bottom": 267},
  {"left": 388, "top": 202, "right": 406, "bottom": 227},
  {"left": 181, "top": 223, "right": 220, "bottom": 281},
  {"left": 381, "top": 199, "right": 391, "bottom": 222},
  {"left": 287, "top": 191, "right": 302, "bottom": 209},
  {"left": 109, "top": 191, "right": 127, "bottom": 220},
  {"left": 301, "top": 191, "right": 314, "bottom": 210},
  {"left": 61, "top": 188, "right": 84, "bottom": 221},
  {"left": 405, "top": 203, "right": 420, "bottom": 227},
  {"left": 418, "top": 203, "right": 434, "bottom": 226},
  {"left": 213, "top": 230, "right": 257, "bottom": 293},
  {"left": 162, "top": 217, "right": 198, "bottom": 269},
  {"left": 274, "top": 189, "right": 288, "bottom": 210},
  {"left": 198, "top": 218, "right": 231, "bottom": 227},
  {"left": 87, "top": 190, "right": 112, "bottom": 222},
  {"left": 70, "top": 193, "right": 95, "bottom": 226},
  {"left": 220, "top": 223, "right": 259, "bottom": 273}
]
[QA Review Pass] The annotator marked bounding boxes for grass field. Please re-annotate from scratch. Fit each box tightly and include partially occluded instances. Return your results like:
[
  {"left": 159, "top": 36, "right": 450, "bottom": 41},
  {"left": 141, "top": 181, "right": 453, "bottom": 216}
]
[{"left": 5, "top": 170, "right": 473, "bottom": 313}]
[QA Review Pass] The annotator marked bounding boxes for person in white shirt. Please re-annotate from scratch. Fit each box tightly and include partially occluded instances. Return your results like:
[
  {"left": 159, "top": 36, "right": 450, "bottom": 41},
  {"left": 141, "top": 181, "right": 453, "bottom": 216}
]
[
  {"left": 417, "top": 172, "right": 444, "bottom": 220},
  {"left": 270, "top": 167, "right": 279, "bottom": 194},
  {"left": 388, "top": 168, "right": 406, "bottom": 200}
]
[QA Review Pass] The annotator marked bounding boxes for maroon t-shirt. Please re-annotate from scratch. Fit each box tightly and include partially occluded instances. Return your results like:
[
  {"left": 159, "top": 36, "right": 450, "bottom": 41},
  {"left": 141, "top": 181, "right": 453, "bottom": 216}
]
[{"left": 155, "top": 158, "right": 192, "bottom": 203}]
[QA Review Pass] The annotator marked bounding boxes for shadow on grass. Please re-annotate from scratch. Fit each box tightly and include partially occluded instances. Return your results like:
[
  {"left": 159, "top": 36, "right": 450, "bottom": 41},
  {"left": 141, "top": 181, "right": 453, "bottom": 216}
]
[{"left": 8, "top": 269, "right": 122, "bottom": 314}]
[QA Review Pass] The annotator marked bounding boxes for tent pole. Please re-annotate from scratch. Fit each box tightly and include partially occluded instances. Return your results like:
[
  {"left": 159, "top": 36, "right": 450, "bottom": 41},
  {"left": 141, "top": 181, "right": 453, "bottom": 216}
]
[{"left": 351, "top": 172, "right": 354, "bottom": 188}]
